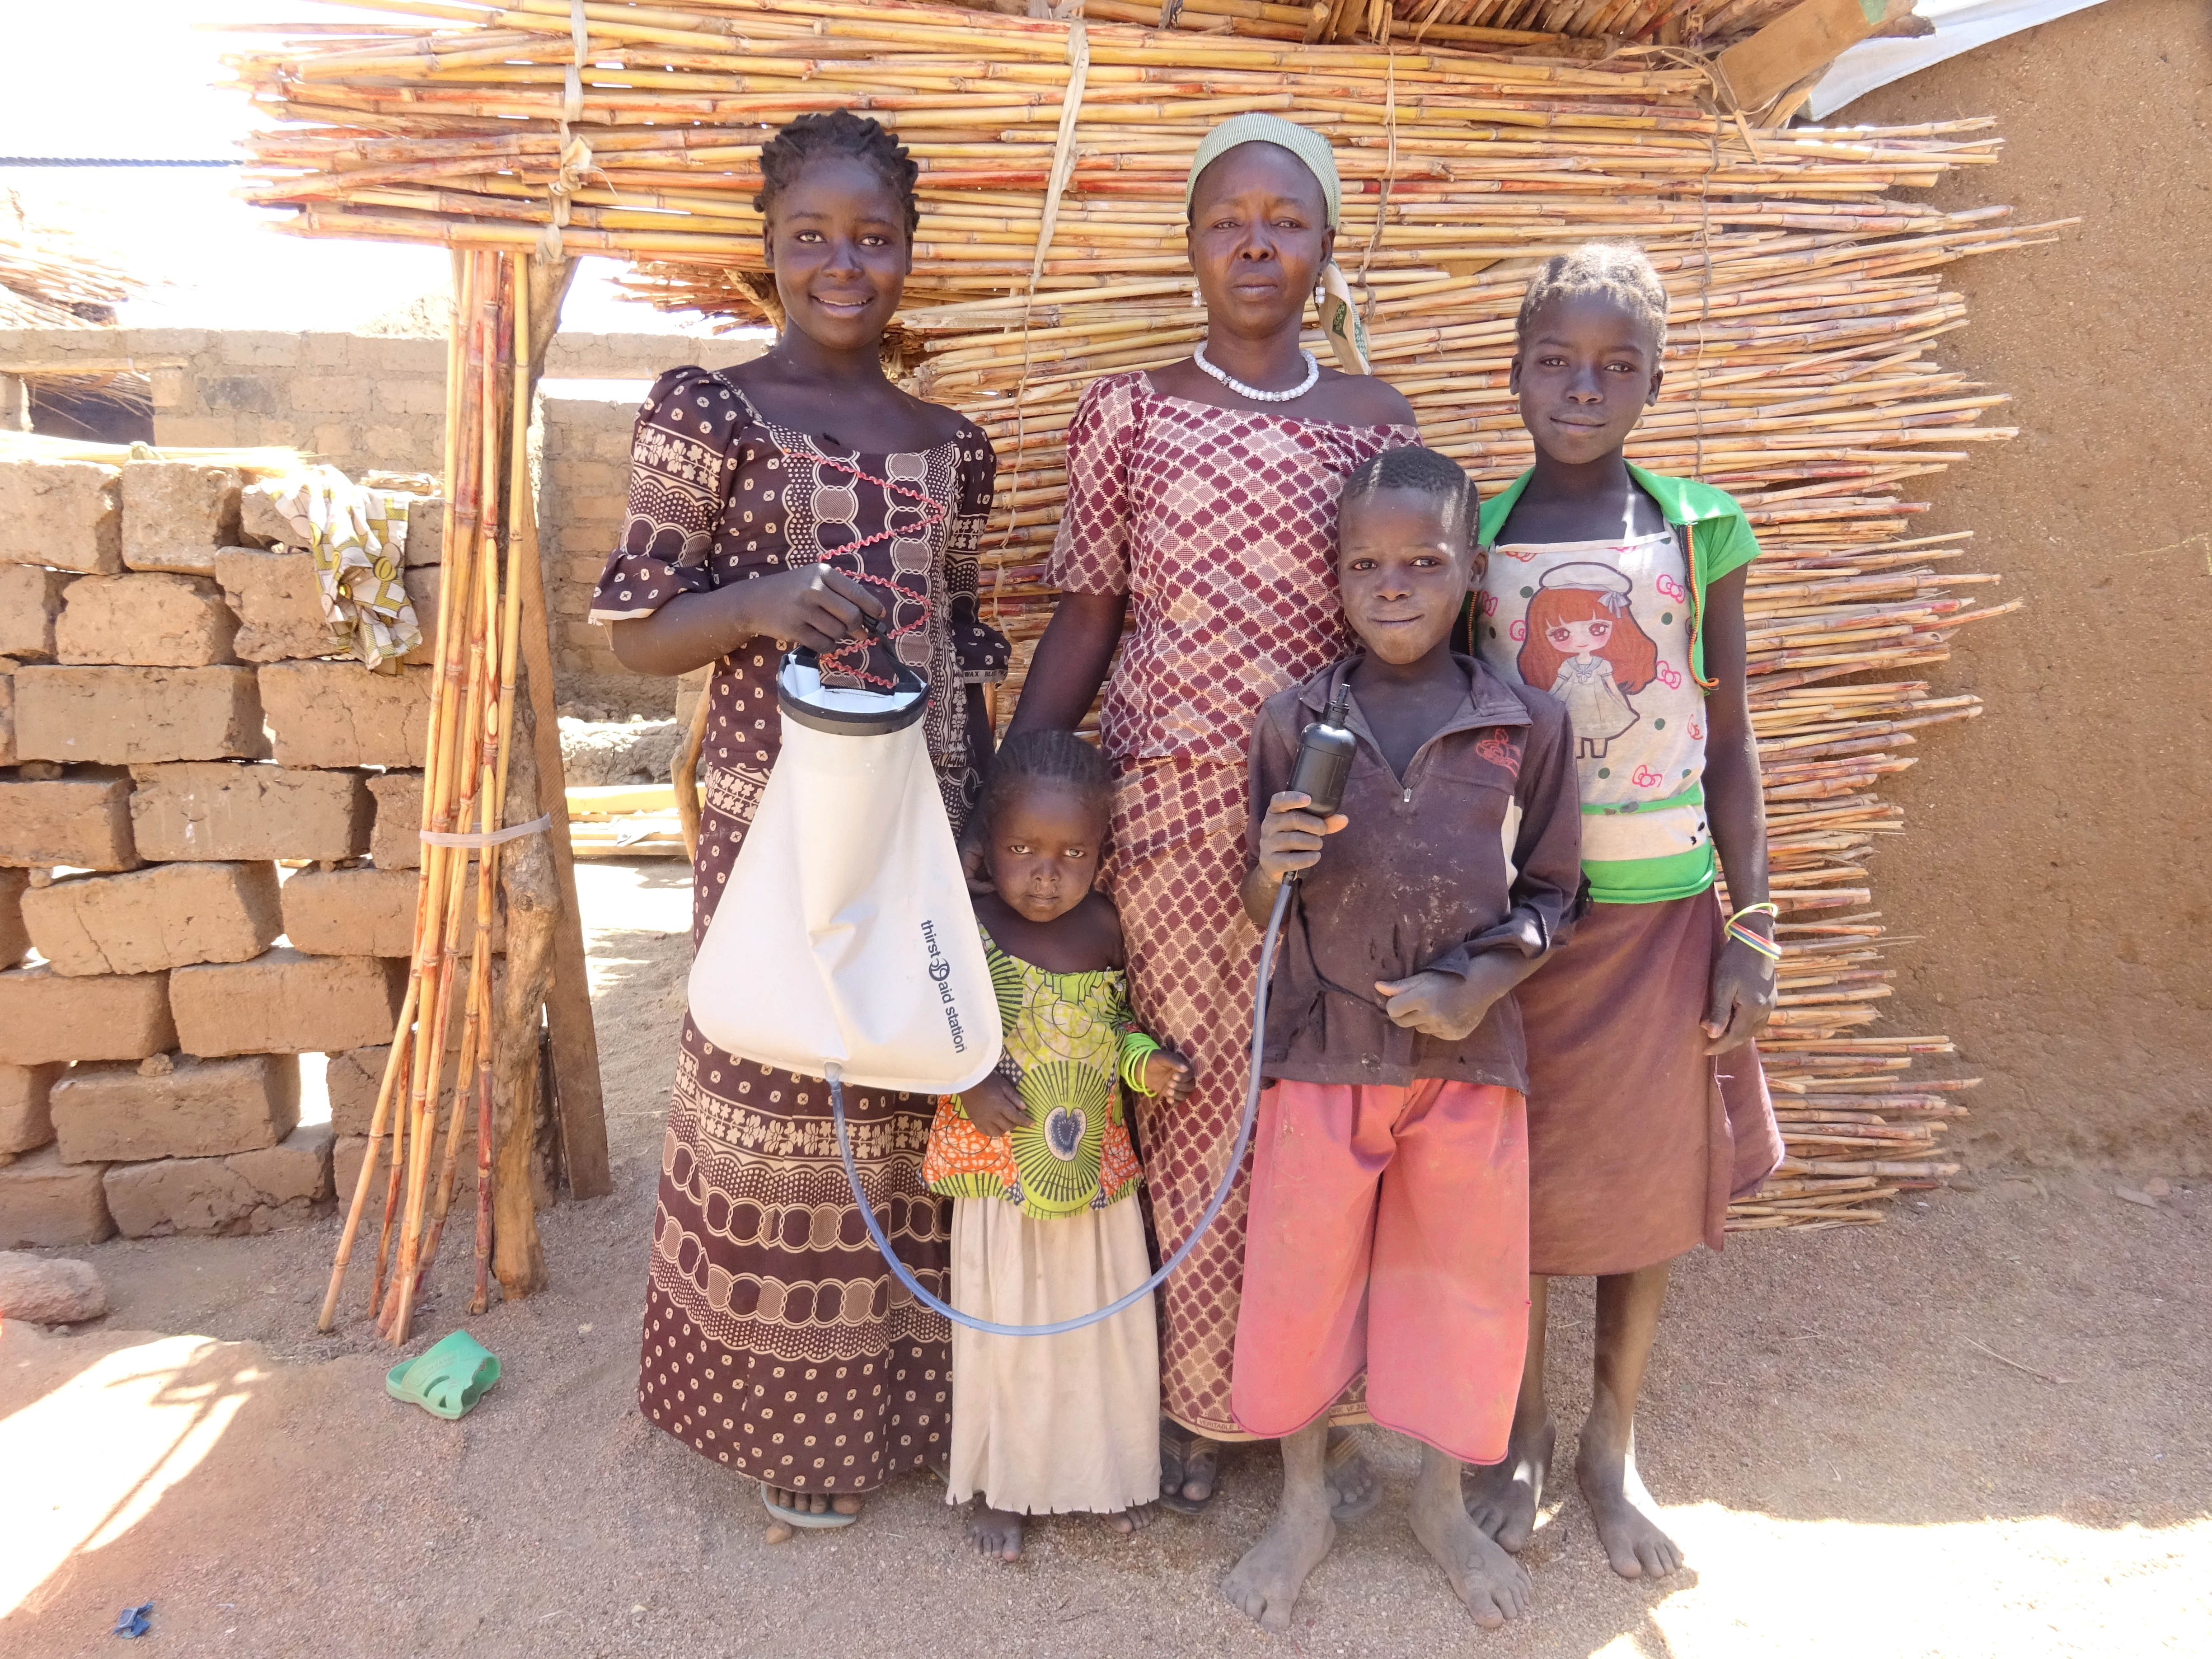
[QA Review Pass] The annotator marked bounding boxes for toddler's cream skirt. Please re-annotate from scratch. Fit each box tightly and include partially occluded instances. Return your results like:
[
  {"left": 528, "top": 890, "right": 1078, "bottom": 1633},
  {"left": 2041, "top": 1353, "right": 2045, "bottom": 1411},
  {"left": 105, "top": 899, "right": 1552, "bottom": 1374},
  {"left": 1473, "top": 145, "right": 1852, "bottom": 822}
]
[{"left": 945, "top": 1196, "right": 1162, "bottom": 1515}]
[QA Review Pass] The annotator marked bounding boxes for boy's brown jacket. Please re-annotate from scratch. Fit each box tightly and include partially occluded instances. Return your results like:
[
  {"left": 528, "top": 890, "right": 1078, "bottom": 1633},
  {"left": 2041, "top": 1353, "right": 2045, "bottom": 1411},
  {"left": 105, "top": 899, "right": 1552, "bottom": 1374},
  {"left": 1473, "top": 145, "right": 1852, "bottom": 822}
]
[{"left": 1247, "top": 652, "right": 1583, "bottom": 1092}]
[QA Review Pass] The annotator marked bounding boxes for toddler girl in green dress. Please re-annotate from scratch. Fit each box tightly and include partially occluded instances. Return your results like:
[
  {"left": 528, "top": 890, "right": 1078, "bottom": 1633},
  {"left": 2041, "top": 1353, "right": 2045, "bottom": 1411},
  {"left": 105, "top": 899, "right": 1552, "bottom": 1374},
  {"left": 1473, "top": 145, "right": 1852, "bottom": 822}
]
[{"left": 923, "top": 731, "right": 1195, "bottom": 1561}]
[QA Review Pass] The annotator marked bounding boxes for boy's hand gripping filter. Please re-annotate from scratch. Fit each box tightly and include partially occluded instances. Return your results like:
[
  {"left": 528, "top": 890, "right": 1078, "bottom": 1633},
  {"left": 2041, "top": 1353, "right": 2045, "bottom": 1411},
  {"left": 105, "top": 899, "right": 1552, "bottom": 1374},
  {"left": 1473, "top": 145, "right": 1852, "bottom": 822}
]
[{"left": 687, "top": 648, "right": 1003, "bottom": 1096}]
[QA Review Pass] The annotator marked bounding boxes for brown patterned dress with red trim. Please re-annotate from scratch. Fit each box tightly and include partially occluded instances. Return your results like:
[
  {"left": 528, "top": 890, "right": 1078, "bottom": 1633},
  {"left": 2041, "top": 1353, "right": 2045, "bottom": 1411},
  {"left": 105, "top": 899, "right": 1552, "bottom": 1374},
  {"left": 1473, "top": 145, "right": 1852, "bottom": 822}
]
[
  {"left": 592, "top": 366, "right": 1007, "bottom": 1495},
  {"left": 1048, "top": 369, "right": 1415, "bottom": 1439}
]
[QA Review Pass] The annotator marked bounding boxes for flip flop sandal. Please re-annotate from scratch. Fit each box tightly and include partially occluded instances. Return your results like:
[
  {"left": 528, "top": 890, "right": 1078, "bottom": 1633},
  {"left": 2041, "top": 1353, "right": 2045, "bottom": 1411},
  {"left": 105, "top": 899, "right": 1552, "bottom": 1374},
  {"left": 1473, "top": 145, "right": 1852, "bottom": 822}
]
[
  {"left": 384, "top": 1330, "right": 501, "bottom": 1420},
  {"left": 1158, "top": 1425, "right": 1220, "bottom": 1516},
  {"left": 761, "top": 1484, "right": 859, "bottom": 1531},
  {"left": 1326, "top": 1429, "right": 1382, "bottom": 1524}
]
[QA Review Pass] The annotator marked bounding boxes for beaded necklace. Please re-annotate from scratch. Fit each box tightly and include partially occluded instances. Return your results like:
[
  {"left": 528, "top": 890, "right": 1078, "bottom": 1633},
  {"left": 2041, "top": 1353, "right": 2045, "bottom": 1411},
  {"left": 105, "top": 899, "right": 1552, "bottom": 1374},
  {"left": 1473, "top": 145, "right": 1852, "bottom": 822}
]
[{"left": 1193, "top": 342, "right": 1320, "bottom": 403}]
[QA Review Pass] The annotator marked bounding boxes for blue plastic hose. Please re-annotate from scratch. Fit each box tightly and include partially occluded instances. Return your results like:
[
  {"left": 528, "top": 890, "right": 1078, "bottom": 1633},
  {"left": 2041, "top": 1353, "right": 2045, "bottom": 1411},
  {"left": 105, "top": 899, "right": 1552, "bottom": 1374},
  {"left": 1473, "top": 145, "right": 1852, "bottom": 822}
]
[{"left": 829, "top": 878, "right": 1292, "bottom": 1338}]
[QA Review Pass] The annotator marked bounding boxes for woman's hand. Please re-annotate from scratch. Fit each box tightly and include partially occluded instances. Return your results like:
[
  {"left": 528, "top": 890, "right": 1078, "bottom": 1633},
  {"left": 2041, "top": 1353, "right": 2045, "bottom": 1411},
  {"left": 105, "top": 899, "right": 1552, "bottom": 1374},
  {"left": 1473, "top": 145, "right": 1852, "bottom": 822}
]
[
  {"left": 607, "top": 565, "right": 885, "bottom": 678},
  {"left": 751, "top": 566, "right": 885, "bottom": 655},
  {"left": 1703, "top": 934, "right": 1777, "bottom": 1054},
  {"left": 960, "top": 819, "right": 995, "bottom": 895},
  {"left": 1141, "top": 1049, "right": 1196, "bottom": 1102},
  {"left": 961, "top": 1073, "right": 1031, "bottom": 1140},
  {"left": 1255, "top": 790, "right": 1348, "bottom": 885}
]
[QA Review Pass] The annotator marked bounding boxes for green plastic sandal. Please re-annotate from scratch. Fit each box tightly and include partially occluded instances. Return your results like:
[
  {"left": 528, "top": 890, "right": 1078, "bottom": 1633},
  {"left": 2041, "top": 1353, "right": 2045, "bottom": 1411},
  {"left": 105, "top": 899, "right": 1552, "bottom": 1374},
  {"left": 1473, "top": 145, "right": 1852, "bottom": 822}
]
[{"left": 385, "top": 1330, "right": 501, "bottom": 1420}]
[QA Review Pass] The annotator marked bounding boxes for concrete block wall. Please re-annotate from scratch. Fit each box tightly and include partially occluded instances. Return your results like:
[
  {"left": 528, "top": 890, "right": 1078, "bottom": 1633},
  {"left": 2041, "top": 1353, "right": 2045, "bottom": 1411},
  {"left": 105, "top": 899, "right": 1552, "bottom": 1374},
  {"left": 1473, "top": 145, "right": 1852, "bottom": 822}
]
[
  {"left": 0, "top": 326, "right": 765, "bottom": 716},
  {"left": 0, "top": 452, "right": 510, "bottom": 1247}
]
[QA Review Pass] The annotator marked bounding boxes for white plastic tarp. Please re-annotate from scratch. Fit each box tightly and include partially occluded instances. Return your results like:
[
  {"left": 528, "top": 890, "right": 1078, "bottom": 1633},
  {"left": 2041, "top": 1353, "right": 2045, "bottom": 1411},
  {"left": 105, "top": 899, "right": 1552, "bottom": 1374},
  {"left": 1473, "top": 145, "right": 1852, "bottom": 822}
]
[{"left": 1807, "top": 0, "right": 2114, "bottom": 118}]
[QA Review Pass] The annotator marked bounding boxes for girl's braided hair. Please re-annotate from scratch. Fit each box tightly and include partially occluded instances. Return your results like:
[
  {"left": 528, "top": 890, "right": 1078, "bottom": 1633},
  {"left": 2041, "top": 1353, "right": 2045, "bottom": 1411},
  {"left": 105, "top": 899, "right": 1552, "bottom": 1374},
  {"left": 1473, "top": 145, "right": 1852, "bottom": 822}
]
[
  {"left": 754, "top": 109, "right": 921, "bottom": 237},
  {"left": 1340, "top": 445, "right": 1479, "bottom": 549},
  {"left": 1515, "top": 241, "right": 1669, "bottom": 353},
  {"left": 974, "top": 730, "right": 1115, "bottom": 846}
]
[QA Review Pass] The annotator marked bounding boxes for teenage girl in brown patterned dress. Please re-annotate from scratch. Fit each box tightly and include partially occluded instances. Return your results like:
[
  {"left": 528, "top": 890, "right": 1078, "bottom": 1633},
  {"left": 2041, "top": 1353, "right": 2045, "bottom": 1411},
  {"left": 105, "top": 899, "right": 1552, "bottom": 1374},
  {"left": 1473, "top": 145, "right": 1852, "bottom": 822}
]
[
  {"left": 592, "top": 112, "right": 1007, "bottom": 1527},
  {"left": 1006, "top": 116, "right": 1417, "bottom": 1521}
]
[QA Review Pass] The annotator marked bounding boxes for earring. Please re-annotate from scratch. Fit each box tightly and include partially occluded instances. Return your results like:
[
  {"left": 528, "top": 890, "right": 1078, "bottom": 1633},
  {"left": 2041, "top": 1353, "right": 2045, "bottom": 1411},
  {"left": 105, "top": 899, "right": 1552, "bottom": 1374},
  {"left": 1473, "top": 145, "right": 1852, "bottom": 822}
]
[{"left": 1189, "top": 287, "right": 1203, "bottom": 307}]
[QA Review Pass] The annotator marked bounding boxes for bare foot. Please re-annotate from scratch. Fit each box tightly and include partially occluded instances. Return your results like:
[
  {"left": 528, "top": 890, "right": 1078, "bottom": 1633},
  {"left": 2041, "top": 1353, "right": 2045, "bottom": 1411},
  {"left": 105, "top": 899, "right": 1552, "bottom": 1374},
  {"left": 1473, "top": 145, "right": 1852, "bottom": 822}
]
[
  {"left": 1575, "top": 1440, "right": 1681, "bottom": 1579},
  {"left": 767, "top": 1487, "right": 862, "bottom": 1519},
  {"left": 1105, "top": 1503, "right": 1155, "bottom": 1535},
  {"left": 1221, "top": 1423, "right": 1335, "bottom": 1633},
  {"left": 1222, "top": 1503, "right": 1334, "bottom": 1631},
  {"left": 1413, "top": 1449, "right": 1532, "bottom": 1627},
  {"left": 1161, "top": 1422, "right": 1222, "bottom": 1509},
  {"left": 966, "top": 1501, "right": 1023, "bottom": 1562},
  {"left": 1464, "top": 1415, "right": 1555, "bottom": 1552},
  {"left": 1324, "top": 1427, "right": 1380, "bottom": 1522}
]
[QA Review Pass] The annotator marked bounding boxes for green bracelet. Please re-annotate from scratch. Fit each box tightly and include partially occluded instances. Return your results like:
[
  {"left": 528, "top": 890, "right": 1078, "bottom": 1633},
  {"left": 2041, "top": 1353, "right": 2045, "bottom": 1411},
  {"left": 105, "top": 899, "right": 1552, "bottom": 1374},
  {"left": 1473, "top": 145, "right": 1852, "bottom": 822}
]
[{"left": 1119, "top": 1034, "right": 1162, "bottom": 1095}]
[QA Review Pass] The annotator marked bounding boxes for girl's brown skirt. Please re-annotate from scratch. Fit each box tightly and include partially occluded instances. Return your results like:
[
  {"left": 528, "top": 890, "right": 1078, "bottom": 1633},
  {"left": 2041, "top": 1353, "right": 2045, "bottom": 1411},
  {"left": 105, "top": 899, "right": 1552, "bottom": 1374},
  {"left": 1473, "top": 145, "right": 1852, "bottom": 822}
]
[{"left": 1517, "top": 890, "right": 1782, "bottom": 1278}]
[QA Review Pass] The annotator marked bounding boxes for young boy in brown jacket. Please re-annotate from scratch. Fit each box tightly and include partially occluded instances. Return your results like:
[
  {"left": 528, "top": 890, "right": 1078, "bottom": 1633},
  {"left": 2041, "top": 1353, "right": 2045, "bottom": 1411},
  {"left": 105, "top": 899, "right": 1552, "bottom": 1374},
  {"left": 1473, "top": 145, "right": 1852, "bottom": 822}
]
[{"left": 1222, "top": 446, "right": 1582, "bottom": 1634}]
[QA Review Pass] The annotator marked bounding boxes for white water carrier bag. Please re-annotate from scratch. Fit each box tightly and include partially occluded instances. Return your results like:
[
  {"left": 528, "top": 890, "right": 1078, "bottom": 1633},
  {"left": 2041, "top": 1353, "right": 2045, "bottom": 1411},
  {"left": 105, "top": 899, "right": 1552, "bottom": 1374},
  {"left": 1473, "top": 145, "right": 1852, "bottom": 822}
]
[{"left": 688, "top": 653, "right": 1002, "bottom": 1097}]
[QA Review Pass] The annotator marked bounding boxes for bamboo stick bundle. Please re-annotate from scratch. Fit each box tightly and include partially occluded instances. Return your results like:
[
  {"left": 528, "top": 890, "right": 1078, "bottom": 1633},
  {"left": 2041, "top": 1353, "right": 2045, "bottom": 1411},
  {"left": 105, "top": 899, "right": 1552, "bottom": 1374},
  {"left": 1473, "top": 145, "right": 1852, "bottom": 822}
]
[
  {"left": 229, "top": 1, "right": 2041, "bottom": 1233},
  {"left": 1382, "top": 0, "right": 1801, "bottom": 52},
  {"left": 319, "top": 245, "right": 540, "bottom": 1342}
]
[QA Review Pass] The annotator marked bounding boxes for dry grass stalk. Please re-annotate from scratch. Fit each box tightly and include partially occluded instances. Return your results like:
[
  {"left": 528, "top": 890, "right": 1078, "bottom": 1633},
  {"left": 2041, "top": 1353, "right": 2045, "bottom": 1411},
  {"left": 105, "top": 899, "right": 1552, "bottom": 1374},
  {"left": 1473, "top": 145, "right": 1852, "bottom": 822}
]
[{"left": 0, "top": 189, "right": 140, "bottom": 328}]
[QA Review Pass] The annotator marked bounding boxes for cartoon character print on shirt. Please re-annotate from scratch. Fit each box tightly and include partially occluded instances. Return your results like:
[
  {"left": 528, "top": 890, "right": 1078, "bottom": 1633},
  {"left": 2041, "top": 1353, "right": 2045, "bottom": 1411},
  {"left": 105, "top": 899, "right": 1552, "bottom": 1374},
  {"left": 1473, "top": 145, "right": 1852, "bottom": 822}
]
[
  {"left": 1513, "top": 562, "right": 1659, "bottom": 761},
  {"left": 1477, "top": 529, "right": 1711, "bottom": 868}
]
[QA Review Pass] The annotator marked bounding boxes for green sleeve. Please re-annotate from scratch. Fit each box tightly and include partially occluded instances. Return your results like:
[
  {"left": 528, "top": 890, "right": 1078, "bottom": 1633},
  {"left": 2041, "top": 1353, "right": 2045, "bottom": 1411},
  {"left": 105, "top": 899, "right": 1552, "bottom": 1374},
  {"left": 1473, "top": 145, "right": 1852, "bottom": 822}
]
[{"left": 1696, "top": 507, "right": 1761, "bottom": 586}]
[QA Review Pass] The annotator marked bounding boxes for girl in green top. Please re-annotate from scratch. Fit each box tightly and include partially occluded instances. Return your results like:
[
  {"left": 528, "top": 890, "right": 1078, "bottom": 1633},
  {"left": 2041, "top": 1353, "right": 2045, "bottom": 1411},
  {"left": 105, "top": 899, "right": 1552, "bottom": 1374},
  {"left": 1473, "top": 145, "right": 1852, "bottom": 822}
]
[
  {"left": 1457, "top": 244, "right": 1782, "bottom": 1584},
  {"left": 922, "top": 731, "right": 1193, "bottom": 1561}
]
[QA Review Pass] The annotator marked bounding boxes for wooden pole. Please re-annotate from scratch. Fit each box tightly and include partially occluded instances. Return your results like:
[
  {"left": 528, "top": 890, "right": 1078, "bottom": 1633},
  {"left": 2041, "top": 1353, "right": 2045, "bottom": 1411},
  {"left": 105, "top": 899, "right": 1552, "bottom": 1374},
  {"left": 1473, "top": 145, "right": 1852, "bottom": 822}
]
[
  {"left": 674, "top": 687, "right": 711, "bottom": 861},
  {"left": 316, "top": 982, "right": 415, "bottom": 1331},
  {"left": 515, "top": 486, "right": 612, "bottom": 1199},
  {"left": 473, "top": 245, "right": 536, "bottom": 1309},
  {"left": 510, "top": 255, "right": 611, "bottom": 1200}
]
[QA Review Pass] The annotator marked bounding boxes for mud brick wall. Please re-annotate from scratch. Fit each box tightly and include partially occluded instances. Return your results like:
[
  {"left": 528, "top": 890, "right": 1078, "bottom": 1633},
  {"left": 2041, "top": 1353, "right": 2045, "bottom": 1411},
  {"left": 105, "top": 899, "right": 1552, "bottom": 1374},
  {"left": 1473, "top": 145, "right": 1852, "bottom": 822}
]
[
  {"left": 540, "top": 394, "right": 645, "bottom": 714},
  {"left": 0, "top": 451, "right": 507, "bottom": 1247},
  {"left": 0, "top": 326, "right": 765, "bottom": 717}
]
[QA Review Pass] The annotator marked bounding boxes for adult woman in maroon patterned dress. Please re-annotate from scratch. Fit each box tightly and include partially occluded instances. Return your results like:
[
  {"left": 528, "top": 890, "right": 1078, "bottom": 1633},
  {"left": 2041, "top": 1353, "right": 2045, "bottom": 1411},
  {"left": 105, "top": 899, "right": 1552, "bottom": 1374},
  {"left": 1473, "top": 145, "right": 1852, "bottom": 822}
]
[
  {"left": 593, "top": 112, "right": 1007, "bottom": 1528},
  {"left": 1006, "top": 114, "right": 1417, "bottom": 1512}
]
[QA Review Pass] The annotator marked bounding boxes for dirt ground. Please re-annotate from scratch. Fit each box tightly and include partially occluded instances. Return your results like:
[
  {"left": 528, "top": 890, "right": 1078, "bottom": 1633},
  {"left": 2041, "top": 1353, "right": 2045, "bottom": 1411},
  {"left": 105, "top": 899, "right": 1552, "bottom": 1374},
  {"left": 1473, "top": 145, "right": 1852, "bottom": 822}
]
[{"left": 3, "top": 860, "right": 2206, "bottom": 1658}]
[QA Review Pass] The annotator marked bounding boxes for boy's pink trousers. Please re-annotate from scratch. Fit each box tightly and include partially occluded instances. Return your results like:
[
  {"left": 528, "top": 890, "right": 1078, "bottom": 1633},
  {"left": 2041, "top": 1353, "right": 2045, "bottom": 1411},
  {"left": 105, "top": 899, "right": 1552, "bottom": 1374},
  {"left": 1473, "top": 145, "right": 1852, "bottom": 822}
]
[{"left": 1231, "top": 1078, "right": 1530, "bottom": 1464}]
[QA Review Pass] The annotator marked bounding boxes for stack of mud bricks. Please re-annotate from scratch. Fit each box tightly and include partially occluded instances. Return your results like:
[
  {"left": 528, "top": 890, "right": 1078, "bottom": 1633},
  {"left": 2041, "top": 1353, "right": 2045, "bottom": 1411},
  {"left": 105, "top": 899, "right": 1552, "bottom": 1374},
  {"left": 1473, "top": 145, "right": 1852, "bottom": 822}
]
[{"left": 0, "top": 450, "right": 490, "bottom": 1249}]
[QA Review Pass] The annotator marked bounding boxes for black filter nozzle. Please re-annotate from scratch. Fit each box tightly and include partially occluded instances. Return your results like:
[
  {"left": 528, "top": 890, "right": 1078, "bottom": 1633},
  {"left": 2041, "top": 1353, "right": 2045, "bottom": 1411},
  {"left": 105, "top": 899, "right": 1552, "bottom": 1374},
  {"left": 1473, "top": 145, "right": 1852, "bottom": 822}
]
[{"left": 1288, "top": 680, "right": 1358, "bottom": 822}]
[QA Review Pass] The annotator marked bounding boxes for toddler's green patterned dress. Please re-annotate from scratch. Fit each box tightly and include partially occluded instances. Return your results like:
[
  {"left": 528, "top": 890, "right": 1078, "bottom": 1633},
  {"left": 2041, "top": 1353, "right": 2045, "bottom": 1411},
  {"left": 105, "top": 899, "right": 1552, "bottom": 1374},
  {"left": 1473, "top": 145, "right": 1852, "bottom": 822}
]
[{"left": 922, "top": 930, "right": 1156, "bottom": 1218}]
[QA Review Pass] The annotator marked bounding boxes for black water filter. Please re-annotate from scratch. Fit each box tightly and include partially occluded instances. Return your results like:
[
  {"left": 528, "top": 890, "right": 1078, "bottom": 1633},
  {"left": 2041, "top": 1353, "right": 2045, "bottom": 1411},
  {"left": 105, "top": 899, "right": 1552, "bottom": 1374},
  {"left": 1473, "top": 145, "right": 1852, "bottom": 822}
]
[{"left": 1287, "top": 681, "right": 1357, "bottom": 821}]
